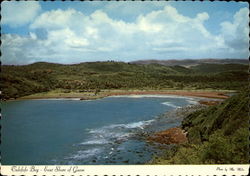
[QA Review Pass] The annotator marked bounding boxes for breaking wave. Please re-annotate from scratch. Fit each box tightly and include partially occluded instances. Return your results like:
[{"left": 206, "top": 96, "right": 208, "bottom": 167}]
[
  {"left": 161, "top": 102, "right": 181, "bottom": 108},
  {"left": 66, "top": 148, "right": 103, "bottom": 160},
  {"left": 186, "top": 99, "right": 199, "bottom": 105},
  {"left": 65, "top": 119, "right": 155, "bottom": 163}
]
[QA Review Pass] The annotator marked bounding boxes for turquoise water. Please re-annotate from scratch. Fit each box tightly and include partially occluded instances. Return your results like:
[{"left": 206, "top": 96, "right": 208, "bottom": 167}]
[{"left": 1, "top": 95, "right": 197, "bottom": 165}]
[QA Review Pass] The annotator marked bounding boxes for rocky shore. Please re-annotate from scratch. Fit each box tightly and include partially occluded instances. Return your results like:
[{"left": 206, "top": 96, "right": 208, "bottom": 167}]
[
  {"left": 148, "top": 127, "right": 187, "bottom": 144},
  {"left": 198, "top": 100, "right": 222, "bottom": 106},
  {"left": 146, "top": 103, "right": 209, "bottom": 145}
]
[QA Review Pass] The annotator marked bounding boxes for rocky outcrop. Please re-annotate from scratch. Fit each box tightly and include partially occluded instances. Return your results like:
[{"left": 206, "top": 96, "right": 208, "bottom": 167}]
[
  {"left": 198, "top": 100, "right": 221, "bottom": 106},
  {"left": 148, "top": 127, "right": 187, "bottom": 144}
]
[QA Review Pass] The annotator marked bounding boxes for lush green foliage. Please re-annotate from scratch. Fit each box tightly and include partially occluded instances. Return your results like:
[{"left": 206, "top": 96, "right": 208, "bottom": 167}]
[
  {"left": 152, "top": 91, "right": 249, "bottom": 164},
  {"left": 1, "top": 61, "right": 248, "bottom": 99}
]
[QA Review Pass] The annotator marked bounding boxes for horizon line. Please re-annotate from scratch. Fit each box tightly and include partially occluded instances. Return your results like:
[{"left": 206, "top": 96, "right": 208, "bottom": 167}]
[{"left": 1, "top": 58, "right": 248, "bottom": 66}]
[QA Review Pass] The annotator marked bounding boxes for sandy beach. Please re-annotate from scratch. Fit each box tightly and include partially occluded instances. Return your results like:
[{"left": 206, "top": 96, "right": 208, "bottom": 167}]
[
  {"left": 17, "top": 89, "right": 231, "bottom": 101},
  {"left": 104, "top": 90, "right": 229, "bottom": 99}
]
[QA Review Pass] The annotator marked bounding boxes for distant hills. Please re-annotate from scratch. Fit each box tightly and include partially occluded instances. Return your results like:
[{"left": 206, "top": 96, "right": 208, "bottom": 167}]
[
  {"left": 1, "top": 59, "right": 249, "bottom": 99},
  {"left": 130, "top": 59, "right": 248, "bottom": 67}
]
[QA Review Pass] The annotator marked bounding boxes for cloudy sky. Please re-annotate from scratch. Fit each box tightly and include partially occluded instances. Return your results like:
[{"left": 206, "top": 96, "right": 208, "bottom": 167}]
[{"left": 1, "top": 1, "right": 249, "bottom": 65}]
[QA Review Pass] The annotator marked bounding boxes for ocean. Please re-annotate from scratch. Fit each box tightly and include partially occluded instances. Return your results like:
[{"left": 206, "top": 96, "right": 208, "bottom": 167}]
[{"left": 1, "top": 95, "right": 199, "bottom": 165}]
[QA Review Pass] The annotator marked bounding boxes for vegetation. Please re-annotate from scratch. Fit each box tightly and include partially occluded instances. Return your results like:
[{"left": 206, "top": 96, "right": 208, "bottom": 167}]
[
  {"left": 151, "top": 90, "right": 249, "bottom": 164},
  {"left": 0, "top": 61, "right": 248, "bottom": 99}
]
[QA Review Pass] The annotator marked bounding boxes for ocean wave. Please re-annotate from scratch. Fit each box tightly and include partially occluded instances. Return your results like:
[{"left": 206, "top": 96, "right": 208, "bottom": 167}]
[
  {"left": 161, "top": 102, "right": 181, "bottom": 108},
  {"left": 67, "top": 118, "right": 156, "bottom": 163},
  {"left": 109, "top": 120, "right": 154, "bottom": 129},
  {"left": 186, "top": 99, "right": 199, "bottom": 105},
  {"left": 80, "top": 139, "right": 109, "bottom": 145},
  {"left": 80, "top": 119, "right": 154, "bottom": 148},
  {"left": 88, "top": 129, "right": 132, "bottom": 141},
  {"left": 70, "top": 120, "right": 151, "bottom": 162},
  {"left": 66, "top": 148, "right": 102, "bottom": 160},
  {"left": 89, "top": 120, "right": 154, "bottom": 134}
]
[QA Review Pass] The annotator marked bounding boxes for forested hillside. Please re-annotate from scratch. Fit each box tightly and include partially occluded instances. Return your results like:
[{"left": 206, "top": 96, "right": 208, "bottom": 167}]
[
  {"left": 151, "top": 90, "right": 249, "bottom": 164},
  {"left": 1, "top": 61, "right": 248, "bottom": 99}
]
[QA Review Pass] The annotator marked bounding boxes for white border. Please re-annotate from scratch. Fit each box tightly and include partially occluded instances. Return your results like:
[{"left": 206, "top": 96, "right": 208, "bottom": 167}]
[{"left": 1, "top": 165, "right": 250, "bottom": 176}]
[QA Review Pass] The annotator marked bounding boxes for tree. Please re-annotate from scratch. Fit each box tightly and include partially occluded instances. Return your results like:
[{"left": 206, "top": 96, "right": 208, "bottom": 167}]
[{"left": 95, "top": 88, "right": 100, "bottom": 95}]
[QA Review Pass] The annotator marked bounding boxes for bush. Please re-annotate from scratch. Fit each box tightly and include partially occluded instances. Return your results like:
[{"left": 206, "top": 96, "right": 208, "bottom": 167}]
[{"left": 200, "top": 130, "right": 232, "bottom": 164}]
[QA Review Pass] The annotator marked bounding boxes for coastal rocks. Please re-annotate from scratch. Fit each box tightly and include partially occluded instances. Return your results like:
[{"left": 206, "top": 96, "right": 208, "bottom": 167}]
[
  {"left": 145, "top": 104, "right": 207, "bottom": 145},
  {"left": 163, "top": 104, "right": 206, "bottom": 120},
  {"left": 80, "top": 97, "right": 88, "bottom": 100},
  {"left": 146, "top": 102, "right": 213, "bottom": 145},
  {"left": 147, "top": 127, "right": 187, "bottom": 144},
  {"left": 198, "top": 100, "right": 221, "bottom": 106}
]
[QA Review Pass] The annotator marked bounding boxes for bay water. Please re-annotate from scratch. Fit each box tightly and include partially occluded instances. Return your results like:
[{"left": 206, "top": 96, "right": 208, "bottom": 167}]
[{"left": 1, "top": 95, "right": 198, "bottom": 165}]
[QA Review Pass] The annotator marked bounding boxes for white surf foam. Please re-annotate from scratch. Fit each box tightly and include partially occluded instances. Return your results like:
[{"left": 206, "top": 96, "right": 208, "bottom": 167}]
[
  {"left": 90, "top": 119, "right": 154, "bottom": 132},
  {"left": 122, "top": 120, "right": 154, "bottom": 129},
  {"left": 85, "top": 119, "right": 154, "bottom": 146},
  {"left": 67, "top": 148, "right": 102, "bottom": 160},
  {"left": 186, "top": 99, "right": 199, "bottom": 105},
  {"left": 80, "top": 139, "right": 109, "bottom": 145},
  {"left": 161, "top": 102, "right": 181, "bottom": 108},
  {"left": 88, "top": 128, "right": 130, "bottom": 139}
]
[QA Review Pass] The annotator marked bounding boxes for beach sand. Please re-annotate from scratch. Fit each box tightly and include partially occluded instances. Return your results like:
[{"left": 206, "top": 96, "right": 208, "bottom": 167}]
[{"left": 18, "top": 89, "right": 231, "bottom": 100}]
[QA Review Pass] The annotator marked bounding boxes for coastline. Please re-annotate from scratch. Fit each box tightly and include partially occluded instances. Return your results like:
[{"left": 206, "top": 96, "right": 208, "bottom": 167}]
[
  {"left": 14, "top": 89, "right": 231, "bottom": 101},
  {"left": 145, "top": 101, "right": 215, "bottom": 164},
  {"left": 147, "top": 103, "right": 208, "bottom": 145},
  {"left": 7, "top": 89, "right": 229, "bottom": 149},
  {"left": 4, "top": 88, "right": 239, "bottom": 165},
  {"left": 148, "top": 91, "right": 248, "bottom": 164}
]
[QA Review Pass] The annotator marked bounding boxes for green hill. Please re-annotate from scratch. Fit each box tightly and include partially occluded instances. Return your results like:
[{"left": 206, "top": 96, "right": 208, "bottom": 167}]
[
  {"left": 1, "top": 61, "right": 248, "bottom": 99},
  {"left": 190, "top": 63, "right": 248, "bottom": 73},
  {"left": 152, "top": 90, "right": 249, "bottom": 164},
  {"left": 131, "top": 58, "right": 249, "bottom": 66}
]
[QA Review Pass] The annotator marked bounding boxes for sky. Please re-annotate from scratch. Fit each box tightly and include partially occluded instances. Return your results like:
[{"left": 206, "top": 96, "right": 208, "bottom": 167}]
[{"left": 1, "top": 1, "right": 249, "bottom": 65}]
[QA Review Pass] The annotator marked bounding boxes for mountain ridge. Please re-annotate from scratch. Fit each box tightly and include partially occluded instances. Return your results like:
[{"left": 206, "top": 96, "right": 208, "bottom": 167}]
[
  {"left": 2, "top": 58, "right": 248, "bottom": 66},
  {"left": 130, "top": 58, "right": 248, "bottom": 67}
]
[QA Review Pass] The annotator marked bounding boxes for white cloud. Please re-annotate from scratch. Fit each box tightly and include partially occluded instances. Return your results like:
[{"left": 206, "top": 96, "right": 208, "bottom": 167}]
[
  {"left": 47, "top": 28, "right": 89, "bottom": 48},
  {"left": 30, "top": 8, "right": 81, "bottom": 30},
  {"left": 1, "top": 1, "right": 41, "bottom": 27},
  {"left": 220, "top": 7, "right": 249, "bottom": 51},
  {"left": 1, "top": 5, "right": 249, "bottom": 65}
]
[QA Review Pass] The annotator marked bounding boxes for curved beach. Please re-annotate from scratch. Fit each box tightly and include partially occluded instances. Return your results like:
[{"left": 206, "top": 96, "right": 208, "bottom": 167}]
[{"left": 16, "top": 89, "right": 230, "bottom": 101}]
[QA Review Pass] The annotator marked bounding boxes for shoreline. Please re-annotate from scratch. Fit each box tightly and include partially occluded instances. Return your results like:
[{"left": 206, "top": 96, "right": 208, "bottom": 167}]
[
  {"left": 104, "top": 90, "right": 229, "bottom": 99},
  {"left": 14, "top": 89, "right": 231, "bottom": 101},
  {"left": 147, "top": 103, "right": 207, "bottom": 145},
  {"left": 3, "top": 89, "right": 230, "bottom": 164}
]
